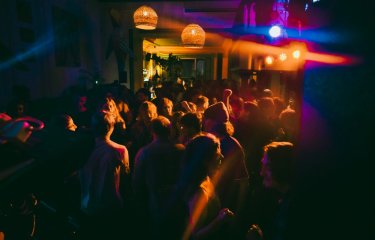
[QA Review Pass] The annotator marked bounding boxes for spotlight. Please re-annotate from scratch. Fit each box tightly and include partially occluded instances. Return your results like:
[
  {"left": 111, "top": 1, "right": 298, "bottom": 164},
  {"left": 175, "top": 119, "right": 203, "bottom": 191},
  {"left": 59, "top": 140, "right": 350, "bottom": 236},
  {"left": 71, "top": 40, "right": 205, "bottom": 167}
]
[
  {"left": 292, "top": 50, "right": 301, "bottom": 59},
  {"left": 279, "top": 53, "right": 287, "bottom": 61},
  {"left": 269, "top": 25, "right": 282, "bottom": 38},
  {"left": 265, "top": 56, "right": 274, "bottom": 65}
]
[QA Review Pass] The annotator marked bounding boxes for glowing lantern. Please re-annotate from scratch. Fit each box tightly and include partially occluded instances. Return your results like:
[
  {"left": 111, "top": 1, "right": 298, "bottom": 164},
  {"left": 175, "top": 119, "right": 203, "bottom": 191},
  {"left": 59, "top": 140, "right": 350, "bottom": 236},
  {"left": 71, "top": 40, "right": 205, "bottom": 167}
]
[
  {"left": 181, "top": 24, "right": 205, "bottom": 48},
  {"left": 265, "top": 56, "right": 274, "bottom": 65},
  {"left": 279, "top": 53, "right": 287, "bottom": 61},
  {"left": 133, "top": 5, "right": 158, "bottom": 30}
]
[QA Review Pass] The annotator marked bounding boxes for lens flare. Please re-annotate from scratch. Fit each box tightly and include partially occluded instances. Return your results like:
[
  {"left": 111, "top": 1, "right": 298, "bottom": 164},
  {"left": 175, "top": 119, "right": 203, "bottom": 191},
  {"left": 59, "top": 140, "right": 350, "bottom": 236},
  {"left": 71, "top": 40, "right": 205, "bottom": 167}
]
[
  {"left": 279, "top": 53, "right": 287, "bottom": 61},
  {"left": 265, "top": 56, "right": 274, "bottom": 65},
  {"left": 292, "top": 50, "right": 301, "bottom": 59},
  {"left": 269, "top": 26, "right": 282, "bottom": 38}
]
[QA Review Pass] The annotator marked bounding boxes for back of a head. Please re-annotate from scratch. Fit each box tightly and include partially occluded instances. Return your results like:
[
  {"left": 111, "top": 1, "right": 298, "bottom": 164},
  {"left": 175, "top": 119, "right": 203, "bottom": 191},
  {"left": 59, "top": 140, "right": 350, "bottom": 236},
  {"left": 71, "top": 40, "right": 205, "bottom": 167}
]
[
  {"left": 91, "top": 111, "right": 115, "bottom": 138},
  {"left": 183, "top": 134, "right": 220, "bottom": 183},
  {"left": 257, "top": 97, "right": 275, "bottom": 117},
  {"left": 203, "top": 102, "right": 234, "bottom": 137},
  {"left": 279, "top": 108, "right": 297, "bottom": 124},
  {"left": 203, "top": 101, "right": 229, "bottom": 123},
  {"left": 264, "top": 142, "right": 294, "bottom": 185},
  {"left": 136, "top": 88, "right": 151, "bottom": 102},
  {"left": 180, "top": 112, "right": 201, "bottom": 133},
  {"left": 243, "top": 101, "right": 259, "bottom": 115},
  {"left": 150, "top": 116, "right": 171, "bottom": 138},
  {"left": 195, "top": 95, "right": 209, "bottom": 110},
  {"left": 262, "top": 88, "right": 273, "bottom": 98},
  {"left": 160, "top": 97, "right": 173, "bottom": 106},
  {"left": 272, "top": 97, "right": 286, "bottom": 114}
]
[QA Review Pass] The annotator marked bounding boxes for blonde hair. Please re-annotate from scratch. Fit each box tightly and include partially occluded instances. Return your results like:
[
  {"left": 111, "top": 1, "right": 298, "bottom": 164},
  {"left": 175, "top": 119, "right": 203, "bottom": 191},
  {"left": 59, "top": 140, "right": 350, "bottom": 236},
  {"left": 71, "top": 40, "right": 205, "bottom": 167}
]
[{"left": 102, "top": 97, "right": 126, "bottom": 129}]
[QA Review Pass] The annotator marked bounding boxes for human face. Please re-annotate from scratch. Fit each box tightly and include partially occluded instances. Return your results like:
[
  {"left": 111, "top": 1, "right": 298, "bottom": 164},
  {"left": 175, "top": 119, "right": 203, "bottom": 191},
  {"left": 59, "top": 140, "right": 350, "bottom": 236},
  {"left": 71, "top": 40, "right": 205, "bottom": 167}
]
[
  {"left": 162, "top": 103, "right": 173, "bottom": 117},
  {"left": 141, "top": 105, "right": 157, "bottom": 125},
  {"left": 66, "top": 117, "right": 77, "bottom": 132},
  {"left": 260, "top": 153, "right": 273, "bottom": 188},
  {"left": 102, "top": 99, "right": 117, "bottom": 115}
]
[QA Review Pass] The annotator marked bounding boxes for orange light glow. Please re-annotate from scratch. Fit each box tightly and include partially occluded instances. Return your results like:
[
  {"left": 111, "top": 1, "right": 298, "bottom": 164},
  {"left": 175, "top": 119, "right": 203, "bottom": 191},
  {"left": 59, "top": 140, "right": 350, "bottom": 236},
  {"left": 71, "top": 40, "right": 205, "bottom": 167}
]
[
  {"left": 305, "top": 52, "right": 352, "bottom": 64},
  {"left": 265, "top": 56, "right": 274, "bottom": 65},
  {"left": 279, "top": 53, "right": 287, "bottom": 61},
  {"left": 292, "top": 50, "right": 301, "bottom": 59}
]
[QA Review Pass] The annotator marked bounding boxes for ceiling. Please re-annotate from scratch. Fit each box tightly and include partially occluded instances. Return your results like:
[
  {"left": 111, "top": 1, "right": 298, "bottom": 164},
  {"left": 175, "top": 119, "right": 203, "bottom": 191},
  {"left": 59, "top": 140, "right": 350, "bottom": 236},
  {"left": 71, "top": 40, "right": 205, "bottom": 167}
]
[{"left": 102, "top": 0, "right": 243, "bottom": 54}]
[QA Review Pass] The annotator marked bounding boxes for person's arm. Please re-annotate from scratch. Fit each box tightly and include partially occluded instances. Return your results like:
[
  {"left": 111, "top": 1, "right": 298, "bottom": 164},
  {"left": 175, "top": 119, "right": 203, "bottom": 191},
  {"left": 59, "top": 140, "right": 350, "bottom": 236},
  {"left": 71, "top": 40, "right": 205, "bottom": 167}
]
[
  {"left": 122, "top": 146, "right": 130, "bottom": 174},
  {"left": 181, "top": 101, "right": 194, "bottom": 113},
  {"left": 191, "top": 208, "right": 234, "bottom": 240},
  {"left": 185, "top": 190, "right": 234, "bottom": 240},
  {"left": 223, "top": 89, "right": 234, "bottom": 118}
]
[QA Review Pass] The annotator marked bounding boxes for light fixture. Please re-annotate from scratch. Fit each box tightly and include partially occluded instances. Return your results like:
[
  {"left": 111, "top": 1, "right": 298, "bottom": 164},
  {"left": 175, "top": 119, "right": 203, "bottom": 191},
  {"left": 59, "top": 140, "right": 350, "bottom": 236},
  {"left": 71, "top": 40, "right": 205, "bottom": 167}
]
[
  {"left": 269, "top": 25, "right": 282, "bottom": 38},
  {"left": 265, "top": 56, "right": 274, "bottom": 65},
  {"left": 181, "top": 24, "right": 205, "bottom": 48},
  {"left": 279, "top": 53, "right": 287, "bottom": 61},
  {"left": 133, "top": 5, "right": 158, "bottom": 30},
  {"left": 292, "top": 50, "right": 301, "bottom": 59}
]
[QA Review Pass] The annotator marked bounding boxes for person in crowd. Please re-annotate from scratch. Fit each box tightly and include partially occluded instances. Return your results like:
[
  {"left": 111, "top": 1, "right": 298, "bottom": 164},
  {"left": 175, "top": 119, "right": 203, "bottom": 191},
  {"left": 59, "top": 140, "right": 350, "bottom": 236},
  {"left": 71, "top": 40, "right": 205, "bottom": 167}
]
[
  {"left": 258, "top": 141, "right": 295, "bottom": 240},
  {"left": 202, "top": 102, "right": 249, "bottom": 237},
  {"left": 178, "top": 112, "right": 202, "bottom": 145},
  {"left": 235, "top": 101, "right": 264, "bottom": 186},
  {"left": 178, "top": 134, "right": 235, "bottom": 240},
  {"left": 129, "top": 101, "right": 158, "bottom": 170},
  {"left": 133, "top": 116, "right": 185, "bottom": 239},
  {"left": 230, "top": 95, "right": 245, "bottom": 121},
  {"left": 203, "top": 102, "right": 249, "bottom": 211},
  {"left": 170, "top": 110, "right": 185, "bottom": 144},
  {"left": 195, "top": 95, "right": 209, "bottom": 118},
  {"left": 133, "top": 88, "right": 151, "bottom": 115},
  {"left": 272, "top": 97, "right": 286, "bottom": 121},
  {"left": 99, "top": 97, "right": 127, "bottom": 145},
  {"left": 56, "top": 114, "right": 77, "bottom": 132},
  {"left": 257, "top": 97, "right": 278, "bottom": 143},
  {"left": 277, "top": 108, "right": 298, "bottom": 144},
  {"left": 79, "top": 111, "right": 130, "bottom": 240},
  {"left": 261, "top": 89, "right": 273, "bottom": 98},
  {"left": 158, "top": 97, "right": 174, "bottom": 120},
  {"left": 116, "top": 99, "right": 134, "bottom": 127}
]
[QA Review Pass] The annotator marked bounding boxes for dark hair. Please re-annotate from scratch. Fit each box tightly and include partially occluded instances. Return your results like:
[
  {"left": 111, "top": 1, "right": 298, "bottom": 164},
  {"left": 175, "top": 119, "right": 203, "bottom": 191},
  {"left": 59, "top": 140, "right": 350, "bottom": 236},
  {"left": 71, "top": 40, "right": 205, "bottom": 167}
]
[
  {"left": 91, "top": 111, "right": 115, "bottom": 137},
  {"left": 264, "top": 142, "right": 294, "bottom": 185},
  {"left": 136, "top": 88, "right": 151, "bottom": 98},
  {"left": 195, "top": 95, "right": 209, "bottom": 107},
  {"left": 181, "top": 134, "right": 220, "bottom": 191},
  {"left": 210, "top": 121, "right": 235, "bottom": 137},
  {"left": 180, "top": 112, "right": 201, "bottom": 133},
  {"left": 243, "top": 101, "right": 259, "bottom": 114},
  {"left": 150, "top": 116, "right": 171, "bottom": 138}
]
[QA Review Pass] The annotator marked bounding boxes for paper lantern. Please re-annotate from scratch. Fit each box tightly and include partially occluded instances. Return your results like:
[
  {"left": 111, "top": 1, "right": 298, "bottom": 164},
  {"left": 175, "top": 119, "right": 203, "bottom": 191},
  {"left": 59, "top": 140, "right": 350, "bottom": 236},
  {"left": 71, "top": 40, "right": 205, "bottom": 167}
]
[
  {"left": 181, "top": 24, "right": 205, "bottom": 48},
  {"left": 133, "top": 5, "right": 158, "bottom": 30}
]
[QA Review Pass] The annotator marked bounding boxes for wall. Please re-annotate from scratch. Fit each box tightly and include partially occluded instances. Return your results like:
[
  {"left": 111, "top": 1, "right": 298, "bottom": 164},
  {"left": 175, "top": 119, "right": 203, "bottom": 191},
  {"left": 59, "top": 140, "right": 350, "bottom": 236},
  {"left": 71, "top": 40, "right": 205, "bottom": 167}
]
[{"left": 0, "top": 0, "right": 102, "bottom": 108}]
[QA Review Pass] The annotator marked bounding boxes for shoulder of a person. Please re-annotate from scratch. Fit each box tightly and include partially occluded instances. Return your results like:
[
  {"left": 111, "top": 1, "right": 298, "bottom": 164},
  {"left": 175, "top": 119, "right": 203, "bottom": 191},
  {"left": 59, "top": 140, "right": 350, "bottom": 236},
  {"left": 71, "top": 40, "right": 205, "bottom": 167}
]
[
  {"left": 107, "top": 140, "right": 128, "bottom": 153},
  {"left": 174, "top": 143, "right": 186, "bottom": 151}
]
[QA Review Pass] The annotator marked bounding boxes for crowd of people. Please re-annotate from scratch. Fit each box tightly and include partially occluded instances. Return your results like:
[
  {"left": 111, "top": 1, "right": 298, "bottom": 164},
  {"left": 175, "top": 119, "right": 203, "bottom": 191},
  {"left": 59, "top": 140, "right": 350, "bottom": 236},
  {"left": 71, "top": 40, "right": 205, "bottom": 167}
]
[{"left": 0, "top": 79, "right": 299, "bottom": 240}]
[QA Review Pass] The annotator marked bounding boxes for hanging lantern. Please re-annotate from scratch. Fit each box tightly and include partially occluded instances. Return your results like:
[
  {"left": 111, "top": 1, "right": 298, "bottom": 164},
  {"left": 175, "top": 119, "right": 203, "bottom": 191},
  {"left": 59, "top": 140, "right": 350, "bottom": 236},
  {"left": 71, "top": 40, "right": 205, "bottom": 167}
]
[
  {"left": 181, "top": 24, "right": 205, "bottom": 48},
  {"left": 133, "top": 5, "right": 158, "bottom": 30}
]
